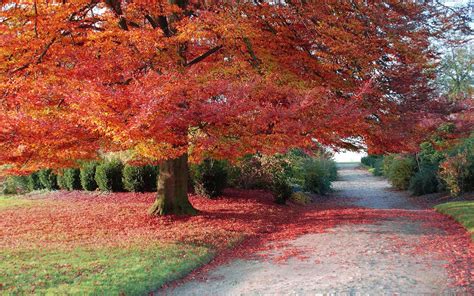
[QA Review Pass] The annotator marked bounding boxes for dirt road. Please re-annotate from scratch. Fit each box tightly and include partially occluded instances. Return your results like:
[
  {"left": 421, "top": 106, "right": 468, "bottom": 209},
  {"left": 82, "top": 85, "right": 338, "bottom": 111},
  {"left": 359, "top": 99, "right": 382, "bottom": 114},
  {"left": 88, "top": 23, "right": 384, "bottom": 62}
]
[{"left": 161, "top": 164, "right": 473, "bottom": 295}]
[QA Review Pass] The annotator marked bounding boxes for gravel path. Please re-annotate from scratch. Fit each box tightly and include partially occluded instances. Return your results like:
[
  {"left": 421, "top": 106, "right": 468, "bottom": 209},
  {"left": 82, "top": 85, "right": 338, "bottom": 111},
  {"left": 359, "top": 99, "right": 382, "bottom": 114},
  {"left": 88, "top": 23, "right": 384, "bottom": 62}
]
[{"left": 161, "top": 163, "right": 472, "bottom": 295}]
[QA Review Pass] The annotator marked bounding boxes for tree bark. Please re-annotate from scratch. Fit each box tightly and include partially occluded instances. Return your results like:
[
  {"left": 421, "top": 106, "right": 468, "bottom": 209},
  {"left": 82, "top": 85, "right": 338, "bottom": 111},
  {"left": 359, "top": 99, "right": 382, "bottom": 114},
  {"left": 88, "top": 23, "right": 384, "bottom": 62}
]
[{"left": 148, "top": 153, "right": 197, "bottom": 215}]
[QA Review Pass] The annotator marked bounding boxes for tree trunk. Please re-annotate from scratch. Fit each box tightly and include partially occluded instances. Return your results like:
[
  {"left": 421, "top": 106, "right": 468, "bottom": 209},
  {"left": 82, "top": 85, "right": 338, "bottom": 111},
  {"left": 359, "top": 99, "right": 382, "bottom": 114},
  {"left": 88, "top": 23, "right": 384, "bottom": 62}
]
[{"left": 148, "top": 153, "right": 197, "bottom": 215}]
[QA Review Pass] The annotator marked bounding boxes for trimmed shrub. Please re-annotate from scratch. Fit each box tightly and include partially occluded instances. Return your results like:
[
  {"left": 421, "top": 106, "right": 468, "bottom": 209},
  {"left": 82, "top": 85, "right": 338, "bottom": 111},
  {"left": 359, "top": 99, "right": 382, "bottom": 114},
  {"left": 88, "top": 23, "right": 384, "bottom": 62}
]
[
  {"left": 2, "top": 177, "right": 18, "bottom": 194},
  {"left": 56, "top": 171, "right": 67, "bottom": 190},
  {"left": 63, "top": 168, "right": 82, "bottom": 190},
  {"left": 271, "top": 175, "right": 292, "bottom": 204},
  {"left": 123, "top": 164, "right": 158, "bottom": 192},
  {"left": 80, "top": 162, "right": 99, "bottom": 191},
  {"left": 385, "top": 155, "right": 416, "bottom": 190},
  {"left": 191, "top": 159, "right": 228, "bottom": 198},
  {"left": 409, "top": 166, "right": 439, "bottom": 196},
  {"left": 2, "top": 176, "right": 30, "bottom": 194},
  {"left": 27, "top": 172, "right": 44, "bottom": 191},
  {"left": 95, "top": 160, "right": 124, "bottom": 192},
  {"left": 302, "top": 159, "right": 332, "bottom": 195},
  {"left": 38, "top": 169, "right": 58, "bottom": 190}
]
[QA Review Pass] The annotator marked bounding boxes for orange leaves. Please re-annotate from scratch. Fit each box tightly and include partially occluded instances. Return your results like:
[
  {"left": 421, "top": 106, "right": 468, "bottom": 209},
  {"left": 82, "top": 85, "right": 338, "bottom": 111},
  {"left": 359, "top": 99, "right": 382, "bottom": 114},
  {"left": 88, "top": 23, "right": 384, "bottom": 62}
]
[{"left": 1, "top": 1, "right": 468, "bottom": 170}]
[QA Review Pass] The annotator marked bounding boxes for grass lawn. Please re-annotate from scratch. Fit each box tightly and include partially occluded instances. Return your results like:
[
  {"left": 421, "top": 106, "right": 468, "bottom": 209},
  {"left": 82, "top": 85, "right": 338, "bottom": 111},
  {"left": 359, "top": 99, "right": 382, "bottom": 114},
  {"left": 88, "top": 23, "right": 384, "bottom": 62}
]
[
  {"left": 0, "top": 195, "right": 37, "bottom": 209},
  {"left": 0, "top": 190, "right": 290, "bottom": 295},
  {"left": 1, "top": 244, "right": 211, "bottom": 295},
  {"left": 435, "top": 201, "right": 474, "bottom": 241}
]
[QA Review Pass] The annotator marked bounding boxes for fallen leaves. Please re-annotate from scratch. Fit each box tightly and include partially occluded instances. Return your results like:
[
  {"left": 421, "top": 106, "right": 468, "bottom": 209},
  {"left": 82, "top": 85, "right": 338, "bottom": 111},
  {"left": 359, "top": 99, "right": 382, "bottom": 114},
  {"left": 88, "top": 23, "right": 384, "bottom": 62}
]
[{"left": 1, "top": 189, "right": 473, "bottom": 292}]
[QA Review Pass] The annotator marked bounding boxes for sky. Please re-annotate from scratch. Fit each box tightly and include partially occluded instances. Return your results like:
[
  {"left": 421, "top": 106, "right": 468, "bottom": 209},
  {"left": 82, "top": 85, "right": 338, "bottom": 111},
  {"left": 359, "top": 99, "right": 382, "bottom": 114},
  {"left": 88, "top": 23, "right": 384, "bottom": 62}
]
[{"left": 334, "top": 150, "right": 366, "bottom": 163}]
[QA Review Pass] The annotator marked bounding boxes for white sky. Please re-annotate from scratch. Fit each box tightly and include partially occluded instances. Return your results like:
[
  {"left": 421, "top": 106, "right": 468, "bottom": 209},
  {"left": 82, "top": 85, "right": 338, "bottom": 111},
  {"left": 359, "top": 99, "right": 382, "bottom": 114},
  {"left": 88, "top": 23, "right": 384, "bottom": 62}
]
[{"left": 334, "top": 151, "right": 366, "bottom": 163}]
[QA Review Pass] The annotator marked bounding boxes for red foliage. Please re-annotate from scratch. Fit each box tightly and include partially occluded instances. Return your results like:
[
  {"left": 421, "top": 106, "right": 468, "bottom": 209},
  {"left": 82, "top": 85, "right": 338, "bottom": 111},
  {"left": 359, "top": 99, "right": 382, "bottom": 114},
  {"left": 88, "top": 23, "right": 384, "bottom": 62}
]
[{"left": 1, "top": 1, "right": 470, "bottom": 173}]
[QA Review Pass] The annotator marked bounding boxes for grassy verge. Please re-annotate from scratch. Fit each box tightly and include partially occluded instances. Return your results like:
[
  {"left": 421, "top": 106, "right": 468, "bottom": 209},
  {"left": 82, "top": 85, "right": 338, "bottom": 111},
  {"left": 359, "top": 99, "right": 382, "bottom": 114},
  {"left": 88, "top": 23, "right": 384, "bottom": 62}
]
[
  {"left": 435, "top": 201, "right": 474, "bottom": 241},
  {"left": 0, "top": 244, "right": 212, "bottom": 295},
  {"left": 0, "top": 195, "right": 36, "bottom": 210}
]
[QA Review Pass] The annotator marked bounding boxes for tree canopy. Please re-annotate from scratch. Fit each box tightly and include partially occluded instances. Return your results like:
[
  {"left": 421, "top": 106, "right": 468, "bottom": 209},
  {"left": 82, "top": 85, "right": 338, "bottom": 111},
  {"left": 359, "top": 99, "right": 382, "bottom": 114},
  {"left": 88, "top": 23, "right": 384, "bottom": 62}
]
[{"left": 0, "top": 0, "right": 471, "bottom": 173}]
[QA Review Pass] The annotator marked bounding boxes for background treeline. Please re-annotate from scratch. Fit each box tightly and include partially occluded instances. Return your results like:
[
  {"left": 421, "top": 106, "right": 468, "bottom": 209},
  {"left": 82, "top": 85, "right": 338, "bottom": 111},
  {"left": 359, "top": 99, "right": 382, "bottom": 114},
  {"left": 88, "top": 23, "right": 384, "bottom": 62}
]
[
  {"left": 1, "top": 149, "right": 338, "bottom": 204},
  {"left": 362, "top": 133, "right": 474, "bottom": 197}
]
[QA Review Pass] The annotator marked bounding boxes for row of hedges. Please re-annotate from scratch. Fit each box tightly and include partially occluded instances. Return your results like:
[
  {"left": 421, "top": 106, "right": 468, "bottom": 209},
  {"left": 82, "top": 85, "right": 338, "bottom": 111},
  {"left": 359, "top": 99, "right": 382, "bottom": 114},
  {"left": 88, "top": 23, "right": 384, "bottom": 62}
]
[
  {"left": 2, "top": 161, "right": 159, "bottom": 194},
  {"left": 363, "top": 135, "right": 474, "bottom": 197},
  {"left": 3, "top": 150, "right": 338, "bottom": 205}
]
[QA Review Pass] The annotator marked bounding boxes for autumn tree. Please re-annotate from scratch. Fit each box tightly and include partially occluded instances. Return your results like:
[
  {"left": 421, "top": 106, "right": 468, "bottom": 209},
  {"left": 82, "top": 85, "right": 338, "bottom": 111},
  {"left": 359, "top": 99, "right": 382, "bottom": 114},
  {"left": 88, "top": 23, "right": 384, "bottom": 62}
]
[{"left": 0, "top": 1, "right": 470, "bottom": 214}]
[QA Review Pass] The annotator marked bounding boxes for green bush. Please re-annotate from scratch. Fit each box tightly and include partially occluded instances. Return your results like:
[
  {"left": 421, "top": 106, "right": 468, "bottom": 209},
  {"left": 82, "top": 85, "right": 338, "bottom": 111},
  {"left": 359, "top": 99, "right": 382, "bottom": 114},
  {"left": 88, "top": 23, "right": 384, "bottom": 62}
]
[
  {"left": 2, "top": 177, "right": 18, "bottom": 194},
  {"left": 446, "top": 135, "right": 474, "bottom": 194},
  {"left": 324, "top": 159, "right": 338, "bottom": 181},
  {"left": 362, "top": 155, "right": 384, "bottom": 176},
  {"left": 191, "top": 159, "right": 228, "bottom": 198},
  {"left": 2, "top": 176, "right": 29, "bottom": 194},
  {"left": 231, "top": 152, "right": 336, "bottom": 198},
  {"left": 80, "top": 162, "right": 99, "bottom": 191},
  {"left": 383, "top": 154, "right": 396, "bottom": 176},
  {"left": 27, "top": 172, "right": 44, "bottom": 191},
  {"left": 361, "top": 155, "right": 383, "bottom": 168},
  {"left": 38, "top": 169, "right": 58, "bottom": 190},
  {"left": 372, "top": 158, "right": 384, "bottom": 176},
  {"left": 302, "top": 159, "right": 332, "bottom": 195},
  {"left": 409, "top": 166, "right": 439, "bottom": 196},
  {"left": 95, "top": 160, "right": 124, "bottom": 192},
  {"left": 233, "top": 154, "right": 288, "bottom": 190},
  {"left": 63, "top": 168, "right": 82, "bottom": 190},
  {"left": 271, "top": 175, "right": 292, "bottom": 204},
  {"left": 418, "top": 142, "right": 444, "bottom": 167},
  {"left": 385, "top": 155, "right": 416, "bottom": 190},
  {"left": 123, "top": 164, "right": 158, "bottom": 193},
  {"left": 56, "top": 170, "right": 67, "bottom": 190}
]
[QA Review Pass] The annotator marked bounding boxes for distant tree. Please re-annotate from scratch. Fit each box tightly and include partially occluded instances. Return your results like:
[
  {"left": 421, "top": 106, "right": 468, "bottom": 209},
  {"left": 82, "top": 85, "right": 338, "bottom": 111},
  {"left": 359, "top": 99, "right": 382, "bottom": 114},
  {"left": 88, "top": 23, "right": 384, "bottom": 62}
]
[{"left": 437, "top": 46, "right": 473, "bottom": 100}]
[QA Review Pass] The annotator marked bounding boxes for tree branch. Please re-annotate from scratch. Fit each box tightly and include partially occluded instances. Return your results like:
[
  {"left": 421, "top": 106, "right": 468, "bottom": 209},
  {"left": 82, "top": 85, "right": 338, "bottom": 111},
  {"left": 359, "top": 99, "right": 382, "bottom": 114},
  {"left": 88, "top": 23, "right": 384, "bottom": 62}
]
[
  {"left": 184, "top": 45, "right": 223, "bottom": 67},
  {"left": 243, "top": 37, "right": 261, "bottom": 70},
  {"left": 11, "top": 36, "right": 58, "bottom": 74}
]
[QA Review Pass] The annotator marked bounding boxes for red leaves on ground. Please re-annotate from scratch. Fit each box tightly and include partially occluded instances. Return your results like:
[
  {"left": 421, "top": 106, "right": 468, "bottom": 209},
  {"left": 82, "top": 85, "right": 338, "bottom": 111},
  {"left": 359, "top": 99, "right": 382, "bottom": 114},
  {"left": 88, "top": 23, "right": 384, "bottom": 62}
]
[{"left": 1, "top": 189, "right": 473, "bottom": 290}]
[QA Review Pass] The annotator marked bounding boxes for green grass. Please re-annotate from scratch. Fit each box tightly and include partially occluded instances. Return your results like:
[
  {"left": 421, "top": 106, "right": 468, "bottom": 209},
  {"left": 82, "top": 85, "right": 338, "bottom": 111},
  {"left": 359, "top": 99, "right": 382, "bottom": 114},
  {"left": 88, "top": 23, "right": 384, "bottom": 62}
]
[
  {"left": 0, "top": 196, "right": 36, "bottom": 210},
  {"left": 435, "top": 201, "right": 474, "bottom": 241},
  {"left": 0, "top": 244, "right": 213, "bottom": 295}
]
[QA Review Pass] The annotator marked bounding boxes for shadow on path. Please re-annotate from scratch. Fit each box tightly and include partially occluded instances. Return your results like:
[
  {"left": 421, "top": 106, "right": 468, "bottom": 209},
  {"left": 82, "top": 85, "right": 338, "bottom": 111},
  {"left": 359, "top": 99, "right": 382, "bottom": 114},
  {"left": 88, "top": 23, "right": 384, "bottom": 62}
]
[{"left": 160, "top": 163, "right": 473, "bottom": 295}]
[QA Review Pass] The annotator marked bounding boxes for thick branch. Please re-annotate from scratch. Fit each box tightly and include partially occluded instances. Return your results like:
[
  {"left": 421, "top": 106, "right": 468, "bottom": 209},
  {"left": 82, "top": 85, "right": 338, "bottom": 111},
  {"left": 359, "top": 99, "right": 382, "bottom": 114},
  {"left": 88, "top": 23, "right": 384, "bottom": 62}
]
[{"left": 184, "top": 45, "right": 223, "bottom": 67}]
